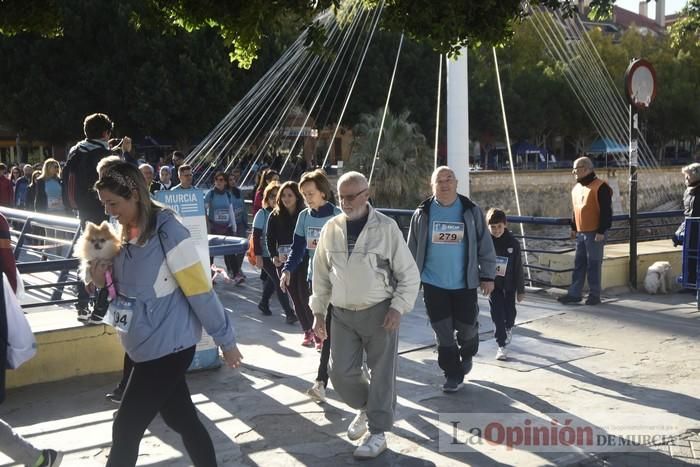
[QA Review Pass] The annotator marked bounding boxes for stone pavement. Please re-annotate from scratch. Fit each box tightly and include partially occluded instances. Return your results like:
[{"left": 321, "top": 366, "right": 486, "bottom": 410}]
[{"left": 1, "top": 262, "right": 699, "bottom": 466}]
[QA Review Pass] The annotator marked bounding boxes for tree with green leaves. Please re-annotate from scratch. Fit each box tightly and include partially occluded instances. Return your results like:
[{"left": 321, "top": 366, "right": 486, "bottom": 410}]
[
  {"left": 0, "top": 0, "right": 618, "bottom": 68},
  {"left": 348, "top": 109, "right": 432, "bottom": 207},
  {"left": 0, "top": 0, "right": 293, "bottom": 149}
]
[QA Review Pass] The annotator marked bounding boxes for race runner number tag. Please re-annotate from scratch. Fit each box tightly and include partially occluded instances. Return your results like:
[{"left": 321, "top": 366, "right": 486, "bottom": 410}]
[
  {"left": 214, "top": 209, "right": 230, "bottom": 223},
  {"left": 105, "top": 295, "right": 135, "bottom": 333},
  {"left": 48, "top": 197, "right": 63, "bottom": 210},
  {"left": 306, "top": 227, "right": 322, "bottom": 250},
  {"left": 431, "top": 222, "right": 465, "bottom": 244},
  {"left": 278, "top": 244, "right": 292, "bottom": 257},
  {"left": 495, "top": 256, "right": 509, "bottom": 277}
]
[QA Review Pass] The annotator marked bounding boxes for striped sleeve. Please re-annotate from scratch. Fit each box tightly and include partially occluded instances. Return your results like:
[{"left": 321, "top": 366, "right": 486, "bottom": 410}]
[{"left": 160, "top": 214, "right": 236, "bottom": 349}]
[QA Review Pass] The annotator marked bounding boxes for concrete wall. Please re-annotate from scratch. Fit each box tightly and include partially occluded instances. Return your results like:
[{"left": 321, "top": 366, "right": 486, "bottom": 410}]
[{"left": 467, "top": 167, "right": 685, "bottom": 218}]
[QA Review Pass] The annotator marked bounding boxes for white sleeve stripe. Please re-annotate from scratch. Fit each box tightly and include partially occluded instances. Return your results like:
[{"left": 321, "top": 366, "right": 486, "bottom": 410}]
[{"left": 165, "top": 237, "right": 201, "bottom": 273}]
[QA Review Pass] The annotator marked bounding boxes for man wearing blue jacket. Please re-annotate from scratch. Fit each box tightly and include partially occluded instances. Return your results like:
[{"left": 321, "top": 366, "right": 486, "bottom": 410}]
[{"left": 407, "top": 166, "right": 497, "bottom": 393}]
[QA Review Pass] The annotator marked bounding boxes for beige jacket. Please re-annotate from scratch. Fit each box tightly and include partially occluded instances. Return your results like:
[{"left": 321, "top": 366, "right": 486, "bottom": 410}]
[{"left": 309, "top": 205, "right": 420, "bottom": 318}]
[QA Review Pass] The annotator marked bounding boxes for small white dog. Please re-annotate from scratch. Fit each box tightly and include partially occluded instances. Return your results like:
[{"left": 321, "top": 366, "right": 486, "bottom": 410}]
[{"left": 643, "top": 261, "right": 673, "bottom": 294}]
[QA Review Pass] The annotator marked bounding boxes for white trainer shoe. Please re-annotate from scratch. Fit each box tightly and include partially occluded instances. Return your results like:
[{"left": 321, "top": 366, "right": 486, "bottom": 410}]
[
  {"left": 496, "top": 346, "right": 508, "bottom": 361},
  {"left": 353, "top": 432, "right": 387, "bottom": 458},
  {"left": 305, "top": 381, "right": 326, "bottom": 403},
  {"left": 347, "top": 410, "right": 368, "bottom": 440}
]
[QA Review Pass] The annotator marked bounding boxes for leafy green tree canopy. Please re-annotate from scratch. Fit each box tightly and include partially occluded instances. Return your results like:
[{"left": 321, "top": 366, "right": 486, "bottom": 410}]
[{"left": 0, "top": 0, "right": 617, "bottom": 67}]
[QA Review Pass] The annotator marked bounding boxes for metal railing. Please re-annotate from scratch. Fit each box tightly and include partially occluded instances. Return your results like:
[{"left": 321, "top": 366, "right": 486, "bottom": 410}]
[
  {"left": 2, "top": 205, "right": 684, "bottom": 302},
  {"left": 1, "top": 208, "right": 82, "bottom": 308},
  {"left": 378, "top": 207, "right": 683, "bottom": 289}
]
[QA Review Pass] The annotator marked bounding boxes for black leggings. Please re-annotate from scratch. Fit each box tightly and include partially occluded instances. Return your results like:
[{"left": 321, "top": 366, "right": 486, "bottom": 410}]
[
  {"left": 261, "top": 258, "right": 293, "bottom": 316},
  {"left": 107, "top": 346, "right": 217, "bottom": 467},
  {"left": 285, "top": 257, "right": 314, "bottom": 332},
  {"left": 317, "top": 311, "right": 332, "bottom": 387}
]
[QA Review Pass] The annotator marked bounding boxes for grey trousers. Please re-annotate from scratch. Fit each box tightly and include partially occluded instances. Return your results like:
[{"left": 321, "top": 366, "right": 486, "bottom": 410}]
[
  {"left": 0, "top": 417, "right": 41, "bottom": 465},
  {"left": 329, "top": 300, "right": 398, "bottom": 434}
]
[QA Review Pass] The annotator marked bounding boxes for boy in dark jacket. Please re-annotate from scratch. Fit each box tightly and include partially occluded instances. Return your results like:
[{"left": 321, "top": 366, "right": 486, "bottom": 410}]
[{"left": 486, "top": 208, "right": 525, "bottom": 361}]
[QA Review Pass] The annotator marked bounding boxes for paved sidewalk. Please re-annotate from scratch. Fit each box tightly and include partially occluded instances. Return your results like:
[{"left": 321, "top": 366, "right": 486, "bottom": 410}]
[{"left": 1, "top": 264, "right": 699, "bottom": 466}]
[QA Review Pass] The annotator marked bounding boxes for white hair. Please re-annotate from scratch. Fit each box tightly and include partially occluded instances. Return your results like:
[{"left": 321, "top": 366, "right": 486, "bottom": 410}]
[
  {"left": 573, "top": 156, "right": 594, "bottom": 170},
  {"left": 682, "top": 162, "right": 700, "bottom": 184},
  {"left": 159, "top": 165, "right": 171, "bottom": 175},
  {"left": 138, "top": 163, "right": 154, "bottom": 174},
  {"left": 431, "top": 166, "right": 456, "bottom": 185},
  {"left": 337, "top": 171, "right": 368, "bottom": 190}
]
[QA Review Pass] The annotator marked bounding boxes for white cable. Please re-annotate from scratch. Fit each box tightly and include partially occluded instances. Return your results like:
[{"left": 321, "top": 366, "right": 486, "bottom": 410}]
[
  {"left": 368, "top": 33, "right": 404, "bottom": 187},
  {"left": 321, "top": 1, "right": 384, "bottom": 168},
  {"left": 493, "top": 47, "right": 531, "bottom": 281}
]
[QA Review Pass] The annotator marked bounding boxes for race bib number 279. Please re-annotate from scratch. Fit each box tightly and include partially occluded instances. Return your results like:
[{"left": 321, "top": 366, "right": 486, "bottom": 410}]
[{"left": 432, "top": 222, "right": 465, "bottom": 244}]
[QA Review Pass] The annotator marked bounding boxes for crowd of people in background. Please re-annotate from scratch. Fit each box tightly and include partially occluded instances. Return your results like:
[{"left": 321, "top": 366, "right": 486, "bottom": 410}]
[{"left": 1, "top": 112, "right": 631, "bottom": 465}]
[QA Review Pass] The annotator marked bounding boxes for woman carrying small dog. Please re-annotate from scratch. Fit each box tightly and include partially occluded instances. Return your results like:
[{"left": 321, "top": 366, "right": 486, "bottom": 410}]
[{"left": 89, "top": 161, "right": 243, "bottom": 467}]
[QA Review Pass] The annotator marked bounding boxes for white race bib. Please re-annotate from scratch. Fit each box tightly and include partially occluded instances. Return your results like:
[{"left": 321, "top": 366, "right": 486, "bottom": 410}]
[
  {"left": 278, "top": 244, "right": 292, "bottom": 260},
  {"left": 495, "top": 256, "right": 509, "bottom": 277},
  {"left": 48, "top": 197, "right": 62, "bottom": 210},
  {"left": 306, "top": 227, "right": 322, "bottom": 250},
  {"left": 214, "top": 209, "right": 230, "bottom": 223},
  {"left": 431, "top": 221, "right": 465, "bottom": 244},
  {"left": 105, "top": 295, "right": 135, "bottom": 333}
]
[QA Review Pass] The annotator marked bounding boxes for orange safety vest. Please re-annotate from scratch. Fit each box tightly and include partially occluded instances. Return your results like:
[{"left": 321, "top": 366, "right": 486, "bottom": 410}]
[{"left": 572, "top": 178, "right": 606, "bottom": 232}]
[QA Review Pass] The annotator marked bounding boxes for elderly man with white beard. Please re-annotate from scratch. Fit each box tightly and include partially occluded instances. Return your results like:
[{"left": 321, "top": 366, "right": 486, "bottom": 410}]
[{"left": 309, "top": 171, "right": 420, "bottom": 459}]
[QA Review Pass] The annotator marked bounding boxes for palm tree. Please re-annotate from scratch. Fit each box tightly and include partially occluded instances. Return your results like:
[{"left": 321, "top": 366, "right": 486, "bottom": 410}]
[{"left": 348, "top": 109, "right": 432, "bottom": 208}]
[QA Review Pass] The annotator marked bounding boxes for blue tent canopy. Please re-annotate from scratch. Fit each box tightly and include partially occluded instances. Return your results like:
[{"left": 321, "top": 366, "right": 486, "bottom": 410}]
[{"left": 587, "top": 138, "right": 627, "bottom": 154}]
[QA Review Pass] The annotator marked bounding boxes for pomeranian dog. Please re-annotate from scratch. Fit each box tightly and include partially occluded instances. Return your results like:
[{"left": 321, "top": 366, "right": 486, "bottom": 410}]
[
  {"left": 74, "top": 221, "right": 122, "bottom": 287},
  {"left": 643, "top": 261, "right": 673, "bottom": 295}
]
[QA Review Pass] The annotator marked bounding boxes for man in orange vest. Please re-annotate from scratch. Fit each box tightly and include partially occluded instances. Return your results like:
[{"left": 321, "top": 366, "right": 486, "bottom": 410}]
[{"left": 558, "top": 156, "right": 612, "bottom": 306}]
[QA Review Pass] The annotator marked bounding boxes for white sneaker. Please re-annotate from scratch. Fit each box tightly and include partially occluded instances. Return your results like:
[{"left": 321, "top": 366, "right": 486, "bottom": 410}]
[
  {"left": 505, "top": 328, "right": 513, "bottom": 345},
  {"left": 496, "top": 346, "right": 508, "bottom": 361},
  {"left": 347, "top": 410, "right": 368, "bottom": 441},
  {"left": 353, "top": 432, "right": 387, "bottom": 458},
  {"left": 305, "top": 381, "right": 326, "bottom": 403}
]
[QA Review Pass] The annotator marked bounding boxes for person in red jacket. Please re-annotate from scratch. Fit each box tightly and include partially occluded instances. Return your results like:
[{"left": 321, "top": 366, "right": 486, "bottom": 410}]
[{"left": 0, "top": 164, "right": 14, "bottom": 207}]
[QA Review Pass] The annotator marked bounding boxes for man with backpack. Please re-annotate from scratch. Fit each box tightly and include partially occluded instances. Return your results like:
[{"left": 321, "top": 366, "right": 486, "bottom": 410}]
[{"left": 62, "top": 113, "right": 114, "bottom": 322}]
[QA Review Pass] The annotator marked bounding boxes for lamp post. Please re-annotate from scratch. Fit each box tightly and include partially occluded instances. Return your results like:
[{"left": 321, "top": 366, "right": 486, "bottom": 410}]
[{"left": 624, "top": 58, "right": 656, "bottom": 289}]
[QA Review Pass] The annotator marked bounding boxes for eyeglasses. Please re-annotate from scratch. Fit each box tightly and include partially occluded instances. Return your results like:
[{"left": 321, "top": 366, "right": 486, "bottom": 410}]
[{"left": 339, "top": 188, "right": 367, "bottom": 202}]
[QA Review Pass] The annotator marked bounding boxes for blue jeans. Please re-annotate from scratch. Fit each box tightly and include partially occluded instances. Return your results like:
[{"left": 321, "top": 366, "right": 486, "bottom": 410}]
[{"left": 568, "top": 232, "right": 605, "bottom": 298}]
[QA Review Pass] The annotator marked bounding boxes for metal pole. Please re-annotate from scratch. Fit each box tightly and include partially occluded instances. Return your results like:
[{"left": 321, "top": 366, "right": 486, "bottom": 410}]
[
  {"left": 629, "top": 105, "right": 639, "bottom": 289},
  {"left": 446, "top": 48, "right": 469, "bottom": 196}
]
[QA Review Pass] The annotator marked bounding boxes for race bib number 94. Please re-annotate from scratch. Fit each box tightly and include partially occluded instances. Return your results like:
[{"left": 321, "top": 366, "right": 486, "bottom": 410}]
[
  {"left": 307, "top": 227, "right": 322, "bottom": 250},
  {"left": 105, "top": 295, "right": 135, "bottom": 333},
  {"left": 432, "top": 222, "right": 465, "bottom": 244}
]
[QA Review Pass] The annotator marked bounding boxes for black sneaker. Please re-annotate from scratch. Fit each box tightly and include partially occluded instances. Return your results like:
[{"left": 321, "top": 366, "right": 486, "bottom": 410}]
[
  {"left": 442, "top": 375, "right": 464, "bottom": 393},
  {"left": 76, "top": 308, "right": 91, "bottom": 323},
  {"left": 585, "top": 296, "right": 601, "bottom": 305},
  {"left": 105, "top": 386, "right": 124, "bottom": 404},
  {"left": 258, "top": 303, "right": 272, "bottom": 316},
  {"left": 285, "top": 314, "right": 298, "bottom": 325},
  {"left": 557, "top": 295, "right": 582, "bottom": 304},
  {"left": 461, "top": 358, "right": 473, "bottom": 376},
  {"left": 37, "top": 449, "right": 63, "bottom": 467}
]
